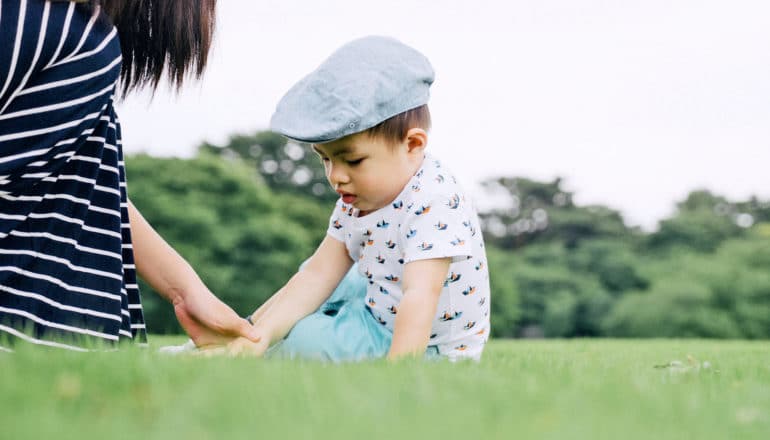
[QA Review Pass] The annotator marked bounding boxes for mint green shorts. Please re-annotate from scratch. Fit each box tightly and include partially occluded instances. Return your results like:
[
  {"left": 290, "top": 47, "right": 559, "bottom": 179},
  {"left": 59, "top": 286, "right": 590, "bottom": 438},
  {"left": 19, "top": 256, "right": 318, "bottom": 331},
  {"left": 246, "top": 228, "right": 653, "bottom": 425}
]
[
  {"left": 266, "top": 264, "right": 440, "bottom": 362},
  {"left": 266, "top": 264, "right": 392, "bottom": 362}
]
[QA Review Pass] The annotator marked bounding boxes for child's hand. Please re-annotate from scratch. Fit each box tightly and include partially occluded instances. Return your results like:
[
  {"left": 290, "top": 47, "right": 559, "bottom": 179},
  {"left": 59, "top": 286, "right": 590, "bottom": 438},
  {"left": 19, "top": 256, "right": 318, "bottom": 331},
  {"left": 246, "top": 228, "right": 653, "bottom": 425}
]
[
  {"left": 225, "top": 327, "right": 272, "bottom": 357},
  {"left": 225, "top": 336, "right": 269, "bottom": 357},
  {"left": 192, "top": 333, "right": 269, "bottom": 358}
]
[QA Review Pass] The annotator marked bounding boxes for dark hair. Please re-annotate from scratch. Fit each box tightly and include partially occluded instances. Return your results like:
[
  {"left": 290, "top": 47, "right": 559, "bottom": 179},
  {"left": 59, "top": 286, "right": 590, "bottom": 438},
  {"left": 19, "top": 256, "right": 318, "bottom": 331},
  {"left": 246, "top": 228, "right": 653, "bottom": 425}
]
[
  {"left": 364, "top": 104, "right": 432, "bottom": 144},
  {"left": 65, "top": 0, "right": 217, "bottom": 95}
]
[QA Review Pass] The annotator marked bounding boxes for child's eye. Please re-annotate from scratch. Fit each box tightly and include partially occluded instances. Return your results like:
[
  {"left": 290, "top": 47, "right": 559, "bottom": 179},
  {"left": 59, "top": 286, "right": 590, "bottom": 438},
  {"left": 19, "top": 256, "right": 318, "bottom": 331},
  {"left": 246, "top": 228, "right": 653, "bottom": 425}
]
[{"left": 347, "top": 158, "right": 364, "bottom": 166}]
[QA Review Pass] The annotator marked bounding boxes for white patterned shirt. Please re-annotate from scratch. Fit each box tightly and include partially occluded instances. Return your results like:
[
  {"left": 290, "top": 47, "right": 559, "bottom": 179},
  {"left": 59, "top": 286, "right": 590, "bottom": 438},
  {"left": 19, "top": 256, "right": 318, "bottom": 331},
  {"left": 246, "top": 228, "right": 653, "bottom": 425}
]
[{"left": 326, "top": 154, "right": 490, "bottom": 360}]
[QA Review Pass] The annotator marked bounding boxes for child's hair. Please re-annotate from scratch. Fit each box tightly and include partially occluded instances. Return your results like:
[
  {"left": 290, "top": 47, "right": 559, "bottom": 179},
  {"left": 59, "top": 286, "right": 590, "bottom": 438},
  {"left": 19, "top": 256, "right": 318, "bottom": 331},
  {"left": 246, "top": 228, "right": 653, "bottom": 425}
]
[{"left": 364, "top": 105, "right": 432, "bottom": 144}]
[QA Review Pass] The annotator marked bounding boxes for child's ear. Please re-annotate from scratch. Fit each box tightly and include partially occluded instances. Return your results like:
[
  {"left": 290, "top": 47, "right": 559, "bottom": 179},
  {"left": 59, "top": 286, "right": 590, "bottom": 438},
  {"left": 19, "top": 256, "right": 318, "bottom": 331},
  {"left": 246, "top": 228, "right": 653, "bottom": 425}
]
[{"left": 404, "top": 128, "right": 428, "bottom": 154}]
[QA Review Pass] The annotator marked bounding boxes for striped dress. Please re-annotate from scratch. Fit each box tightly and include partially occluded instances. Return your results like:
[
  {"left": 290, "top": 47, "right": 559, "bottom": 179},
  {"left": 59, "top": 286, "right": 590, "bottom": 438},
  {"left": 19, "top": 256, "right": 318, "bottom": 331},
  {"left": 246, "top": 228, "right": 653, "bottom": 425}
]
[{"left": 0, "top": 0, "right": 147, "bottom": 351}]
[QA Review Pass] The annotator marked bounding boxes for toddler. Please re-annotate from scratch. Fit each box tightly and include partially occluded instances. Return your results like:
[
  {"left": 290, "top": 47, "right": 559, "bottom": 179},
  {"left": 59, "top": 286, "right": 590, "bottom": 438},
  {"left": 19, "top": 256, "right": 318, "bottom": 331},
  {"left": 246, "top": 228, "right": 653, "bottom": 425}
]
[{"left": 190, "top": 36, "right": 491, "bottom": 361}]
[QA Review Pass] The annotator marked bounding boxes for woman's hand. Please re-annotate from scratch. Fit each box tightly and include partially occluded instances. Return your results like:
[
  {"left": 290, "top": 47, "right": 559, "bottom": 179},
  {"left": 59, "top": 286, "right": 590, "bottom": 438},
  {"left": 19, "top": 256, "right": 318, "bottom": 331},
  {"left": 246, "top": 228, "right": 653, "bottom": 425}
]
[
  {"left": 127, "top": 200, "right": 260, "bottom": 347},
  {"left": 172, "top": 291, "right": 260, "bottom": 348}
]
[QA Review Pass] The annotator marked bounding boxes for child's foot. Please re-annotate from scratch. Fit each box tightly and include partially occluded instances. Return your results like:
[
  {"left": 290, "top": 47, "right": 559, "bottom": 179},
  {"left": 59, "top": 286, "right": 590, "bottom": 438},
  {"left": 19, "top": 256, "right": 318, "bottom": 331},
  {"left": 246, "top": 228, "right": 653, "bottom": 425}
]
[{"left": 158, "top": 339, "right": 197, "bottom": 354}]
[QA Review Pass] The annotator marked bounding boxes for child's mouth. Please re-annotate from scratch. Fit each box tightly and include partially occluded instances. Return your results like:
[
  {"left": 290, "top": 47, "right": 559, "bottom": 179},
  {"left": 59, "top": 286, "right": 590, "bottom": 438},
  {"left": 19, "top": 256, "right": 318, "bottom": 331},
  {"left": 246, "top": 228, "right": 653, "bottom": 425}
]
[{"left": 341, "top": 194, "right": 356, "bottom": 204}]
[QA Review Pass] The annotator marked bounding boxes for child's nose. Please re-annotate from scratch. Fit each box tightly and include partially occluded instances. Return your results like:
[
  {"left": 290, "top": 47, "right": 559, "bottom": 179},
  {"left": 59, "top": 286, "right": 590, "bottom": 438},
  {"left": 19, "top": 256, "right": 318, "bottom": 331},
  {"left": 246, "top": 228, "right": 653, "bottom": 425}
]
[{"left": 328, "top": 163, "right": 350, "bottom": 185}]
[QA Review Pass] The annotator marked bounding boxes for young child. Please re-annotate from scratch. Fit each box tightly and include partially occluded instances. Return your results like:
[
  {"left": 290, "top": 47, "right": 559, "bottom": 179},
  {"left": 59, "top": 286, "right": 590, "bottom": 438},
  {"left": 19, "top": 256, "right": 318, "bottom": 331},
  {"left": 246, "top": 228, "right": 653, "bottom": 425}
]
[{"left": 230, "top": 36, "right": 490, "bottom": 361}]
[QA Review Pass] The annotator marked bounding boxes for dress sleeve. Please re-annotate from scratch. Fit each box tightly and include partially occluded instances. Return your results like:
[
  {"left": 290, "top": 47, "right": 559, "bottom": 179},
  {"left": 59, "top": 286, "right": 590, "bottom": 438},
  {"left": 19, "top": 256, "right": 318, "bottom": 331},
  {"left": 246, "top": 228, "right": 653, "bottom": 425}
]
[
  {"left": 0, "top": 0, "right": 46, "bottom": 116},
  {"left": 0, "top": 0, "right": 50, "bottom": 190},
  {"left": 0, "top": 1, "right": 120, "bottom": 194},
  {"left": 399, "top": 191, "right": 474, "bottom": 264}
]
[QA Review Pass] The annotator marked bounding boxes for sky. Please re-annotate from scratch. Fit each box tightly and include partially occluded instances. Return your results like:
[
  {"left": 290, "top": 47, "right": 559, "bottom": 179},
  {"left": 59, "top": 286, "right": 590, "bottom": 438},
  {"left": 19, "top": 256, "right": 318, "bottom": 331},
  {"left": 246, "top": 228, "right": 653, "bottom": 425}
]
[{"left": 116, "top": 0, "right": 770, "bottom": 230}]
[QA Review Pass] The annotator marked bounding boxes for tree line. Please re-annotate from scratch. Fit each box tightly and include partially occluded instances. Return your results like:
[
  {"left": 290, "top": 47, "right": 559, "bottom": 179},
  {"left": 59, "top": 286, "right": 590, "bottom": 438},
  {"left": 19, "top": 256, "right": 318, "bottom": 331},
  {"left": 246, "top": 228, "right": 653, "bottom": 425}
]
[{"left": 126, "top": 131, "right": 770, "bottom": 338}]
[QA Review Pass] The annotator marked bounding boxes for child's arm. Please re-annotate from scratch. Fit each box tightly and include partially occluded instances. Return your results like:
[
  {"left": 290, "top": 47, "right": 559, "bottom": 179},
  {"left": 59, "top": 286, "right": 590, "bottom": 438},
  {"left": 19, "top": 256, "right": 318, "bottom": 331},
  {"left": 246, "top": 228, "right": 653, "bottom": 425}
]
[
  {"left": 246, "top": 284, "right": 286, "bottom": 326},
  {"left": 253, "top": 235, "right": 353, "bottom": 347},
  {"left": 387, "top": 257, "right": 450, "bottom": 360}
]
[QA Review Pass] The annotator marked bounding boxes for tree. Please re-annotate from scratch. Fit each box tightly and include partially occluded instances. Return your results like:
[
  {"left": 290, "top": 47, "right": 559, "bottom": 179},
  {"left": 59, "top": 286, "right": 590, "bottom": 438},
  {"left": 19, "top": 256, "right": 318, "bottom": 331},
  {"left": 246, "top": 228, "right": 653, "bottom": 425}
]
[
  {"left": 199, "top": 131, "right": 338, "bottom": 203},
  {"left": 647, "top": 190, "right": 745, "bottom": 253},
  {"left": 124, "top": 150, "right": 770, "bottom": 339},
  {"left": 126, "top": 152, "right": 330, "bottom": 333},
  {"left": 486, "top": 247, "right": 520, "bottom": 338},
  {"left": 603, "top": 236, "right": 770, "bottom": 338},
  {"left": 479, "top": 177, "right": 634, "bottom": 249},
  {"left": 487, "top": 242, "right": 612, "bottom": 338},
  {"left": 567, "top": 239, "right": 649, "bottom": 295}
]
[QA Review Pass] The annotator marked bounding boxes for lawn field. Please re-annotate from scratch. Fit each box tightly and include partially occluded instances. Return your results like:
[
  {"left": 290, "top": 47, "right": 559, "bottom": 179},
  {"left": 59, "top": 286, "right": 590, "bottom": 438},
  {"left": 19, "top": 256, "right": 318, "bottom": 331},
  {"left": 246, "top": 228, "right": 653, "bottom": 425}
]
[{"left": 2, "top": 338, "right": 768, "bottom": 439}]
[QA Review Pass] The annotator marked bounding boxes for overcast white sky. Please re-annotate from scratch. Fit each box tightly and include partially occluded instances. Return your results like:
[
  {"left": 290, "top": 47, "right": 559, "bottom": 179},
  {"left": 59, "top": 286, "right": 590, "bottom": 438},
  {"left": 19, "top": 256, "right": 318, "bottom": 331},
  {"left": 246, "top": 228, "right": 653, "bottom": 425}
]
[{"left": 116, "top": 0, "right": 770, "bottom": 230}]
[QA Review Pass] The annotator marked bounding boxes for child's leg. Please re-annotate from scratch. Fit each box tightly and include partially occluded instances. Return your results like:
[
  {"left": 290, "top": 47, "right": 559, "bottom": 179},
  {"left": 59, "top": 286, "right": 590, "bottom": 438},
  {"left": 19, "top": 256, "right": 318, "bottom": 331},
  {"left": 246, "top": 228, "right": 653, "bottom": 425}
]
[
  {"left": 267, "top": 264, "right": 392, "bottom": 362},
  {"left": 247, "top": 258, "right": 356, "bottom": 326}
]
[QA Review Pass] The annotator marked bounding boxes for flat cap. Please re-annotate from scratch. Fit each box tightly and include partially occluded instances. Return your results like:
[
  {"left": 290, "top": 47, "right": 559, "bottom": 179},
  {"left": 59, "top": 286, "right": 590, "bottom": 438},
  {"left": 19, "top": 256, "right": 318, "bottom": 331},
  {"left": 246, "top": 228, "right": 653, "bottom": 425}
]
[{"left": 270, "top": 36, "right": 434, "bottom": 143}]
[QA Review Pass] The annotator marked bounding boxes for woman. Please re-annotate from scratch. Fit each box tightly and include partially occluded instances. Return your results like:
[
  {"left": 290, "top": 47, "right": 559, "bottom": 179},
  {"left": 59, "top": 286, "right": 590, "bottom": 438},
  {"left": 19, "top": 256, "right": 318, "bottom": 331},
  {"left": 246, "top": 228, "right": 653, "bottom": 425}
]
[{"left": 0, "top": 0, "right": 258, "bottom": 350}]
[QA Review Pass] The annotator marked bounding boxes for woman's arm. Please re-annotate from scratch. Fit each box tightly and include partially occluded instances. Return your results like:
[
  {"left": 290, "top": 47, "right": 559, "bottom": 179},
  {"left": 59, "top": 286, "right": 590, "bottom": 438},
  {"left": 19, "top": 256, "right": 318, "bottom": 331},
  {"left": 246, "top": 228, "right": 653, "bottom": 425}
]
[
  {"left": 387, "top": 258, "right": 450, "bottom": 360},
  {"left": 127, "top": 199, "right": 258, "bottom": 346}
]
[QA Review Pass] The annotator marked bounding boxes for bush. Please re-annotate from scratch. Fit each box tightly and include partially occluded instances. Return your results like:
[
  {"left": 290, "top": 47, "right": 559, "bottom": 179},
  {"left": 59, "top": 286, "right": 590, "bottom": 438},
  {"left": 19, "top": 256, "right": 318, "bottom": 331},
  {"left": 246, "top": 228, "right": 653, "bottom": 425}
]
[{"left": 127, "top": 153, "right": 329, "bottom": 333}]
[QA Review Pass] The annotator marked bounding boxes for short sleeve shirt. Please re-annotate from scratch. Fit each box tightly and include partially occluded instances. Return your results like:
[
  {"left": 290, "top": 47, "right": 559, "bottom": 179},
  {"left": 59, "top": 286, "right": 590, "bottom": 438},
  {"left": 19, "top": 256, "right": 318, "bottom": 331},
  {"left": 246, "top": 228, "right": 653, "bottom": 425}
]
[{"left": 326, "top": 154, "right": 490, "bottom": 360}]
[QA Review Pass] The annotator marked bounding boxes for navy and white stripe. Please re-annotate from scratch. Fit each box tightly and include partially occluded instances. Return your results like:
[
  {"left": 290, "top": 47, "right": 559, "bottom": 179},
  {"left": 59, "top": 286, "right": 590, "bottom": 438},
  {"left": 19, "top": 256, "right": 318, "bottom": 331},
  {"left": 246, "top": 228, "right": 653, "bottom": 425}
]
[{"left": 0, "top": 0, "right": 146, "bottom": 350}]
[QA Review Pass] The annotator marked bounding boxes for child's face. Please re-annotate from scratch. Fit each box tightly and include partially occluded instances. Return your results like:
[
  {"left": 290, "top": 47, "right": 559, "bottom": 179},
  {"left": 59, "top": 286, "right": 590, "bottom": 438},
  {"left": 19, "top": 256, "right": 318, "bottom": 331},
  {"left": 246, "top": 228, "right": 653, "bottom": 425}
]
[{"left": 312, "top": 131, "right": 425, "bottom": 215}]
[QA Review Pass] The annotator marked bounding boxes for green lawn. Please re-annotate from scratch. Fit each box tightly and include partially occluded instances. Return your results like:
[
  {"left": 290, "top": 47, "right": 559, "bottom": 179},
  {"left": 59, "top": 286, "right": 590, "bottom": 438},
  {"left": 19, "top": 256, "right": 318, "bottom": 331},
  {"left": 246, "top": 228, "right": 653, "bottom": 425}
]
[{"left": 2, "top": 338, "right": 768, "bottom": 439}]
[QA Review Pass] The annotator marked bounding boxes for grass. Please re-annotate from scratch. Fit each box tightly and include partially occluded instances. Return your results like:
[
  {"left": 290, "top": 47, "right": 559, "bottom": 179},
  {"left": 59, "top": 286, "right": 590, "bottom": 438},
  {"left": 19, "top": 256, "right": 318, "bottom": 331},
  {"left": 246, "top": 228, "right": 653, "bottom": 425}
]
[{"left": 2, "top": 338, "right": 768, "bottom": 439}]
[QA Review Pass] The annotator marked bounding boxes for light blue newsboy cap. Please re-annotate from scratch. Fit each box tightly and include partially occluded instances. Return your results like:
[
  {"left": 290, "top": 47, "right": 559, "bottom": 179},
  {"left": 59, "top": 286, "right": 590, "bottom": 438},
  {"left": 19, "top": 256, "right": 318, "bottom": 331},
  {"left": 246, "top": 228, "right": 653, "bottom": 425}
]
[{"left": 270, "top": 36, "right": 435, "bottom": 143}]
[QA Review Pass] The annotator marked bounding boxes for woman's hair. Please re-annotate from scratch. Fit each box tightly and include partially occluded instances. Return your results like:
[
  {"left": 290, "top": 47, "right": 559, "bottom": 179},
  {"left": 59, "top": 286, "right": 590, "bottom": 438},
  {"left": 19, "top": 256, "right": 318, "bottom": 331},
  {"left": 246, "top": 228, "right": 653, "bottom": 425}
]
[
  {"left": 364, "top": 104, "right": 432, "bottom": 145},
  {"left": 67, "top": 0, "right": 217, "bottom": 95}
]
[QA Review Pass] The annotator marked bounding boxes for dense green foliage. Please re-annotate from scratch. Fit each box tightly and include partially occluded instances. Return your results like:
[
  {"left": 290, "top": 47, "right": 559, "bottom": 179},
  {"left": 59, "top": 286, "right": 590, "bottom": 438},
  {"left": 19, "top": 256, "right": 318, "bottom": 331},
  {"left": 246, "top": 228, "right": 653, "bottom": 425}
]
[
  {"left": 126, "top": 132, "right": 770, "bottom": 338},
  {"left": 604, "top": 237, "right": 770, "bottom": 338},
  {"left": 127, "top": 152, "right": 328, "bottom": 332},
  {"left": 3, "top": 339, "right": 769, "bottom": 439},
  {"left": 198, "top": 131, "right": 338, "bottom": 203}
]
